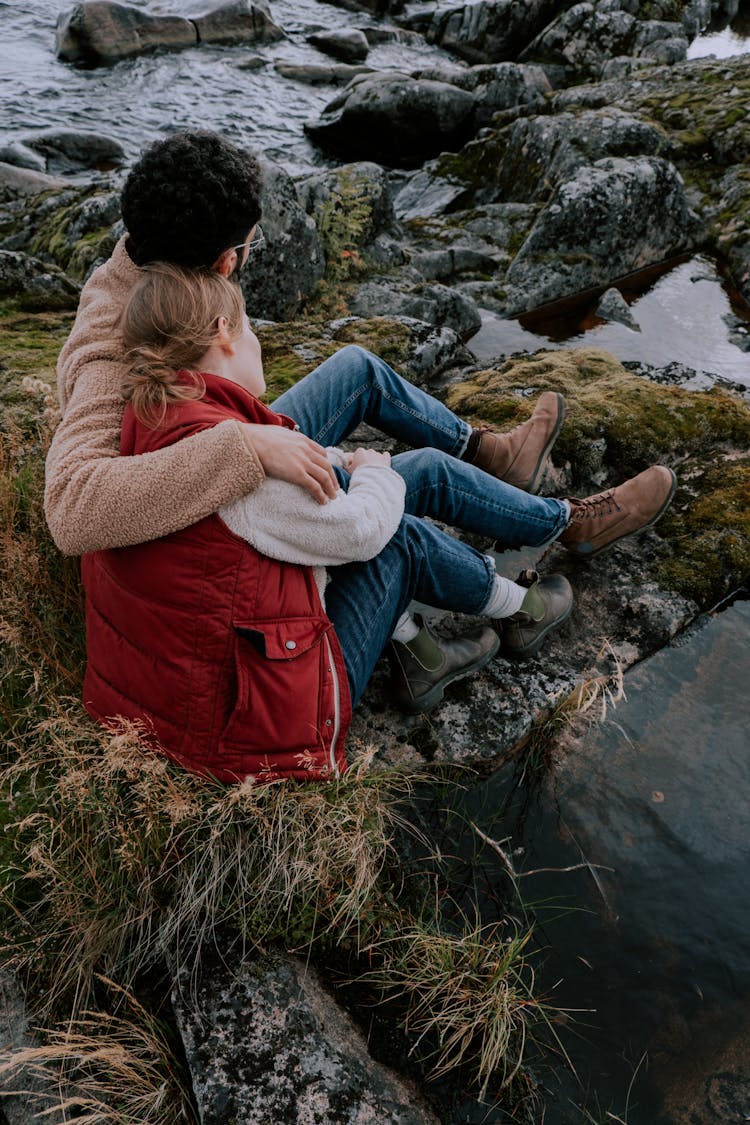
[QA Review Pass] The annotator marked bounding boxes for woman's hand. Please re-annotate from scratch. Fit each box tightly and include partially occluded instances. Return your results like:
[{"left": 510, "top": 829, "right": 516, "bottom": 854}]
[
  {"left": 350, "top": 448, "right": 392, "bottom": 470},
  {"left": 243, "top": 424, "right": 339, "bottom": 504}
]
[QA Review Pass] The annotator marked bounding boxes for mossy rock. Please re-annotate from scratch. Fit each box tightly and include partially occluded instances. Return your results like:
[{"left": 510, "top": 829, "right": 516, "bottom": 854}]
[
  {"left": 26, "top": 188, "right": 120, "bottom": 281},
  {"left": 257, "top": 315, "right": 416, "bottom": 401},
  {"left": 0, "top": 305, "right": 73, "bottom": 433},
  {"left": 655, "top": 459, "right": 750, "bottom": 604},
  {"left": 330, "top": 317, "right": 412, "bottom": 370}
]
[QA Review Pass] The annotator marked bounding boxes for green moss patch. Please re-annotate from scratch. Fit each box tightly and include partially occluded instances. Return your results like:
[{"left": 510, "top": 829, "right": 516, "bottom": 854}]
[{"left": 655, "top": 460, "right": 750, "bottom": 604}]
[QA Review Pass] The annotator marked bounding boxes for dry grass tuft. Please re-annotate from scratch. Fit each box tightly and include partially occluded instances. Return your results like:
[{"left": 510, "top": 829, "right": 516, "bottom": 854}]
[
  {"left": 1, "top": 716, "right": 409, "bottom": 1014},
  {"left": 364, "top": 921, "right": 535, "bottom": 1100},
  {"left": 0, "top": 978, "right": 195, "bottom": 1124}
]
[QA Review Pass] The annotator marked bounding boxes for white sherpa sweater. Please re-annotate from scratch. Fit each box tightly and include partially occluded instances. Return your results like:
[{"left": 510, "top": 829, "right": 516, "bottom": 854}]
[{"left": 220, "top": 453, "right": 406, "bottom": 601}]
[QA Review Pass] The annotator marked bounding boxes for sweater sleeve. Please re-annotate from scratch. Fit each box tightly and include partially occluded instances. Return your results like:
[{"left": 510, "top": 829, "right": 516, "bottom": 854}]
[
  {"left": 44, "top": 358, "right": 265, "bottom": 555},
  {"left": 219, "top": 465, "right": 406, "bottom": 566}
]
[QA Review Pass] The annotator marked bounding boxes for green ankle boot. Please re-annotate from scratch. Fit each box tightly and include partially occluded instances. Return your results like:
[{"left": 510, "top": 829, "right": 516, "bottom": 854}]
[
  {"left": 501, "top": 569, "right": 573, "bottom": 660},
  {"left": 390, "top": 616, "right": 500, "bottom": 714}
]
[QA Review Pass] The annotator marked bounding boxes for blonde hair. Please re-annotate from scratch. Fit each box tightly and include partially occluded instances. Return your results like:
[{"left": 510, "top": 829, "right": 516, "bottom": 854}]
[{"left": 121, "top": 261, "right": 245, "bottom": 427}]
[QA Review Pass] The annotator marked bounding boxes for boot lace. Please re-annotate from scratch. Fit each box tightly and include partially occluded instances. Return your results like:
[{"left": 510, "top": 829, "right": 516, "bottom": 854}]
[{"left": 570, "top": 489, "right": 621, "bottom": 522}]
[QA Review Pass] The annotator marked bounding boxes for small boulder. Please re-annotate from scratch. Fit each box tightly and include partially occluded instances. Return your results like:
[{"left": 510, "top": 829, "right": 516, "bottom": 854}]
[
  {"left": 595, "top": 286, "right": 641, "bottom": 331},
  {"left": 413, "top": 61, "right": 552, "bottom": 128},
  {"left": 274, "top": 61, "right": 373, "bottom": 85},
  {"left": 0, "top": 143, "right": 47, "bottom": 174},
  {"left": 20, "top": 131, "right": 126, "bottom": 174},
  {"left": 0, "top": 250, "right": 80, "bottom": 311},
  {"left": 55, "top": 1, "right": 196, "bottom": 65},
  {"left": 307, "top": 28, "right": 369, "bottom": 63},
  {"left": 0, "top": 162, "right": 71, "bottom": 203},
  {"left": 192, "top": 0, "right": 284, "bottom": 47},
  {"left": 305, "top": 74, "right": 475, "bottom": 167},
  {"left": 349, "top": 280, "right": 482, "bottom": 339}
]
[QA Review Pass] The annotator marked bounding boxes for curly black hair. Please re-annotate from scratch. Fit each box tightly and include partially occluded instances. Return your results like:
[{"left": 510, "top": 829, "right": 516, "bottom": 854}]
[{"left": 121, "top": 131, "right": 263, "bottom": 268}]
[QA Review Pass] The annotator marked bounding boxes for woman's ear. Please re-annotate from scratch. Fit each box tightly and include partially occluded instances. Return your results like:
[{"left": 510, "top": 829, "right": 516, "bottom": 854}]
[{"left": 214, "top": 316, "right": 235, "bottom": 353}]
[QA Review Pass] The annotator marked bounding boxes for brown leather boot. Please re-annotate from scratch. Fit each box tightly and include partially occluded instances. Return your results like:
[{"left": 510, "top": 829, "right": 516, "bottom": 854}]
[
  {"left": 472, "top": 390, "right": 565, "bottom": 493},
  {"left": 389, "top": 617, "right": 500, "bottom": 714},
  {"left": 559, "top": 465, "right": 677, "bottom": 558}
]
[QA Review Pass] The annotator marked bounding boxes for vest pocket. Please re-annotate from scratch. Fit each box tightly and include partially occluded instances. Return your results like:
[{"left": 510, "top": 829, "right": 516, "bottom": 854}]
[{"left": 220, "top": 616, "right": 332, "bottom": 759}]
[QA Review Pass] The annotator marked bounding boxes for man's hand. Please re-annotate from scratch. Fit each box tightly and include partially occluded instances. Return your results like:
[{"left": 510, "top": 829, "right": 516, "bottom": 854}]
[
  {"left": 244, "top": 424, "right": 339, "bottom": 504},
  {"left": 350, "top": 448, "right": 392, "bottom": 470}
]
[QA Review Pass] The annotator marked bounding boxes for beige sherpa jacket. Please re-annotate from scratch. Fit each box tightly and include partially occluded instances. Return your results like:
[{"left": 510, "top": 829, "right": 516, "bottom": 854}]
[{"left": 46, "top": 237, "right": 264, "bottom": 555}]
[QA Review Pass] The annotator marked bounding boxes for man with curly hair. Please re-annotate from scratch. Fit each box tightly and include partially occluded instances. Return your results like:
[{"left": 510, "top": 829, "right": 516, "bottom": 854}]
[{"left": 47, "top": 129, "right": 676, "bottom": 715}]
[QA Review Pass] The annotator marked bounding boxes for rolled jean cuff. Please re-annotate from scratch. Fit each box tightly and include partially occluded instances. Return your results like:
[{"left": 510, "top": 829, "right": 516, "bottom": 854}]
[
  {"left": 538, "top": 498, "right": 571, "bottom": 547},
  {"left": 452, "top": 420, "right": 473, "bottom": 459}
]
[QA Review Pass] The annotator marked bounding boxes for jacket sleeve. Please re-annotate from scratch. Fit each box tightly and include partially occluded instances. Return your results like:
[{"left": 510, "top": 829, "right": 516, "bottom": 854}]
[
  {"left": 44, "top": 358, "right": 265, "bottom": 556},
  {"left": 219, "top": 465, "right": 406, "bottom": 566}
]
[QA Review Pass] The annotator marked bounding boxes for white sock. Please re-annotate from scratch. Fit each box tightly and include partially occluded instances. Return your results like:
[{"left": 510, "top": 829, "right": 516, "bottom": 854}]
[
  {"left": 391, "top": 612, "right": 420, "bottom": 643},
  {"left": 481, "top": 574, "right": 526, "bottom": 619}
]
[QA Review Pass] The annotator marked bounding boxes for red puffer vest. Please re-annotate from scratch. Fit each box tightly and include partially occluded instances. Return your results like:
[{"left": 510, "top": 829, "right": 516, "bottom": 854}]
[{"left": 81, "top": 374, "right": 351, "bottom": 783}]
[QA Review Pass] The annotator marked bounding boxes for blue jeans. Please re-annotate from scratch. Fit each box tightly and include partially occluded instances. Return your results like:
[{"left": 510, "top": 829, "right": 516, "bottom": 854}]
[{"left": 273, "top": 345, "right": 568, "bottom": 704}]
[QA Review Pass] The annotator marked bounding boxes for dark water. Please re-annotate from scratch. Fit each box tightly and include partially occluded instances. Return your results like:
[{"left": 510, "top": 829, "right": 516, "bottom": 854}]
[
  {"left": 0, "top": 0, "right": 451, "bottom": 175},
  {"left": 468, "top": 256, "right": 750, "bottom": 391},
  {"left": 451, "top": 599, "right": 750, "bottom": 1123}
]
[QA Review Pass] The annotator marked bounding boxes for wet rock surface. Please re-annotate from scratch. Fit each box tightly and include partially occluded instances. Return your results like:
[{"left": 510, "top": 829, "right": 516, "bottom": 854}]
[
  {"left": 305, "top": 74, "right": 476, "bottom": 166},
  {"left": 55, "top": 0, "right": 282, "bottom": 67}
]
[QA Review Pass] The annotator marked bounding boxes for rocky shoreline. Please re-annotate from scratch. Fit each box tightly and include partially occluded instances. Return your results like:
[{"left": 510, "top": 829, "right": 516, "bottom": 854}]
[{"left": 1, "top": 0, "right": 749, "bottom": 1121}]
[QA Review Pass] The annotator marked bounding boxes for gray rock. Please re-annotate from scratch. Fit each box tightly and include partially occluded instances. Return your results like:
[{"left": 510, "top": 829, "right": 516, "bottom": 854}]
[
  {"left": 0, "top": 970, "right": 66, "bottom": 1124},
  {"left": 349, "top": 280, "right": 482, "bottom": 339},
  {"left": 307, "top": 29, "right": 369, "bottom": 63},
  {"left": 275, "top": 61, "right": 374, "bottom": 85},
  {"left": 504, "top": 156, "right": 697, "bottom": 314},
  {"left": 305, "top": 74, "right": 476, "bottom": 167},
  {"left": 412, "top": 61, "right": 552, "bottom": 127},
  {"left": 0, "top": 250, "right": 81, "bottom": 310},
  {"left": 55, "top": 1, "right": 197, "bottom": 65},
  {"left": 402, "top": 0, "right": 561, "bottom": 65},
  {"left": 408, "top": 245, "right": 499, "bottom": 281},
  {"left": 394, "top": 170, "right": 470, "bottom": 220},
  {"left": 55, "top": 0, "right": 281, "bottom": 66},
  {"left": 488, "top": 109, "right": 672, "bottom": 205},
  {"left": 192, "top": 0, "right": 284, "bottom": 46},
  {"left": 240, "top": 159, "right": 324, "bottom": 321},
  {"left": 0, "top": 142, "right": 47, "bottom": 173},
  {"left": 0, "top": 162, "right": 71, "bottom": 202},
  {"left": 595, "top": 286, "right": 641, "bottom": 331},
  {"left": 330, "top": 314, "right": 473, "bottom": 378},
  {"left": 20, "top": 130, "right": 126, "bottom": 174},
  {"left": 172, "top": 950, "right": 439, "bottom": 1125},
  {"left": 521, "top": 4, "right": 639, "bottom": 80}
]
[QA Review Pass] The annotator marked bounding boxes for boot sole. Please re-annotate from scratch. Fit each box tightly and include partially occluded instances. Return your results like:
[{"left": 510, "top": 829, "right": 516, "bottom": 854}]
[
  {"left": 501, "top": 598, "right": 574, "bottom": 660},
  {"left": 523, "top": 392, "right": 566, "bottom": 495},
  {"left": 399, "top": 633, "right": 501, "bottom": 715},
  {"left": 566, "top": 468, "right": 678, "bottom": 559}
]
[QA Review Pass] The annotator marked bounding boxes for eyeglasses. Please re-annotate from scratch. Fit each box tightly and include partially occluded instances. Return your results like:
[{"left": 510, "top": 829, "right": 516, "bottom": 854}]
[{"left": 232, "top": 225, "right": 265, "bottom": 255}]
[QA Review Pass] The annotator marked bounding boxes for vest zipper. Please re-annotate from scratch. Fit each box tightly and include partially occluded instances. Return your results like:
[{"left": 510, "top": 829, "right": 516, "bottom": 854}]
[{"left": 324, "top": 635, "right": 341, "bottom": 777}]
